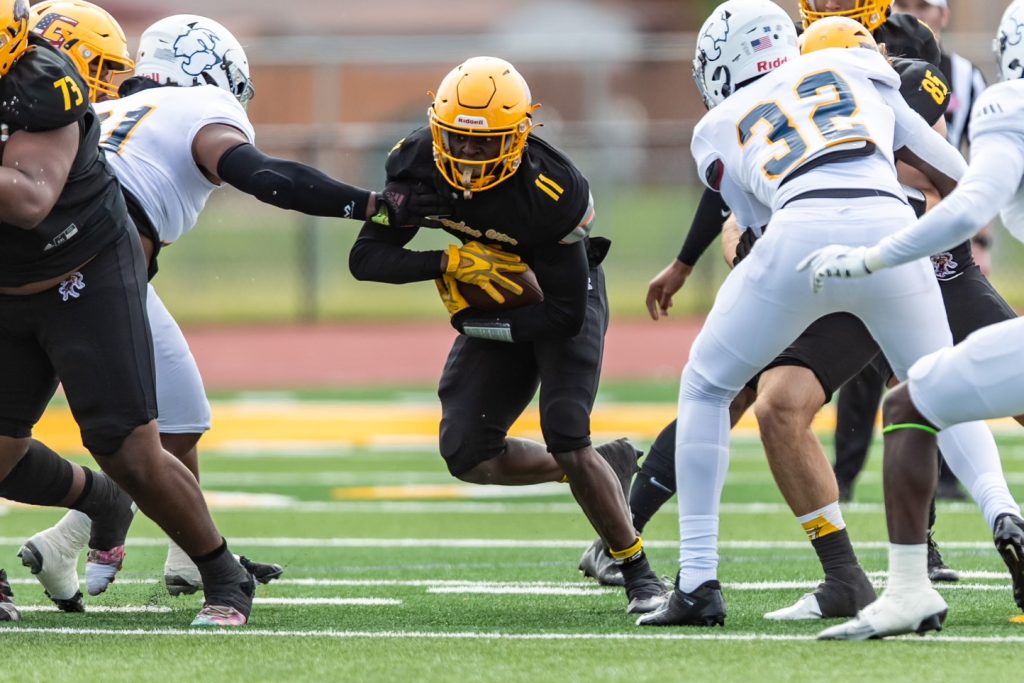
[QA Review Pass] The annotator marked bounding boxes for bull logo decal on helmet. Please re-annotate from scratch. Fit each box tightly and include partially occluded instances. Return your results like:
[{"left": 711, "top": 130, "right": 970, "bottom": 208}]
[
  {"left": 698, "top": 9, "right": 732, "bottom": 62},
  {"left": 173, "top": 23, "right": 221, "bottom": 77}
]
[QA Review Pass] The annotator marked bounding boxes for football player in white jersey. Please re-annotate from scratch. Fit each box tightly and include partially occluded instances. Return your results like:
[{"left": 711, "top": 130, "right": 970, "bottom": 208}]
[
  {"left": 637, "top": 0, "right": 1021, "bottom": 634},
  {"left": 19, "top": 4, "right": 442, "bottom": 615},
  {"left": 802, "top": 0, "right": 1024, "bottom": 639}
]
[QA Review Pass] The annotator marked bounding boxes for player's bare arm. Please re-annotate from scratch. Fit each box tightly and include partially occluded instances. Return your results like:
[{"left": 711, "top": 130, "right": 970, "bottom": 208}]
[{"left": 0, "top": 123, "right": 77, "bottom": 228}]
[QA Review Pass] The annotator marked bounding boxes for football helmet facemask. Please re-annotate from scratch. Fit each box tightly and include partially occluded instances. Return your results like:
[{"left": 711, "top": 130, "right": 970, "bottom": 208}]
[
  {"left": 30, "top": 0, "right": 133, "bottom": 102},
  {"left": 0, "top": 0, "right": 29, "bottom": 77},
  {"left": 800, "top": 0, "right": 892, "bottom": 32},
  {"left": 134, "top": 14, "right": 254, "bottom": 105},
  {"left": 429, "top": 56, "right": 539, "bottom": 196},
  {"left": 995, "top": 0, "right": 1024, "bottom": 81},
  {"left": 799, "top": 15, "right": 879, "bottom": 54},
  {"left": 693, "top": 0, "right": 799, "bottom": 109}
]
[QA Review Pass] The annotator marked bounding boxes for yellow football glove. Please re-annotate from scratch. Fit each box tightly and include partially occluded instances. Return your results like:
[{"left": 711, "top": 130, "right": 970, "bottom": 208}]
[
  {"left": 445, "top": 241, "right": 527, "bottom": 304},
  {"left": 435, "top": 274, "right": 470, "bottom": 318}
]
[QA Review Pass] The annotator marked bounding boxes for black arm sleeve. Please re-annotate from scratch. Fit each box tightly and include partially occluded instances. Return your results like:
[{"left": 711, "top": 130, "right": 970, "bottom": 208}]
[
  {"left": 677, "top": 188, "right": 730, "bottom": 266},
  {"left": 453, "top": 240, "right": 590, "bottom": 342},
  {"left": 218, "top": 143, "right": 373, "bottom": 220},
  {"left": 348, "top": 220, "right": 446, "bottom": 284}
]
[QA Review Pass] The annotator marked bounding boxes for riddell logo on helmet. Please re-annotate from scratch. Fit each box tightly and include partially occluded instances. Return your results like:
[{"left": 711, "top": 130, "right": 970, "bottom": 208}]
[
  {"left": 454, "top": 115, "right": 488, "bottom": 128},
  {"left": 757, "top": 56, "right": 789, "bottom": 73}
]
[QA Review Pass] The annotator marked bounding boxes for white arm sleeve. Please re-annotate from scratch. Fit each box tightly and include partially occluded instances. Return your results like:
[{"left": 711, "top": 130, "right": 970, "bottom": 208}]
[
  {"left": 878, "top": 81, "right": 967, "bottom": 186},
  {"left": 719, "top": 172, "right": 771, "bottom": 234},
  {"left": 872, "top": 131, "right": 1024, "bottom": 269}
]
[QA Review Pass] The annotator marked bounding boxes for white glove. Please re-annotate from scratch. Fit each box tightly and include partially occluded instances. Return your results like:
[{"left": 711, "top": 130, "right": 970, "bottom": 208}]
[{"left": 796, "top": 245, "right": 872, "bottom": 293}]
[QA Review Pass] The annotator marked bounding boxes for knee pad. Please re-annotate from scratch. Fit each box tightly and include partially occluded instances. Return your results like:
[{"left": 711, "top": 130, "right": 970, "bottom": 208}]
[
  {"left": 680, "top": 365, "right": 735, "bottom": 406},
  {"left": 540, "top": 397, "right": 591, "bottom": 454},
  {"left": 439, "top": 417, "right": 505, "bottom": 479}
]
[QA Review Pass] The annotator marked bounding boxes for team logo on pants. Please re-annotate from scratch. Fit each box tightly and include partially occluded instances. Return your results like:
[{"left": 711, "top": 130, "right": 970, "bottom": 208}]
[{"left": 58, "top": 272, "right": 85, "bottom": 302}]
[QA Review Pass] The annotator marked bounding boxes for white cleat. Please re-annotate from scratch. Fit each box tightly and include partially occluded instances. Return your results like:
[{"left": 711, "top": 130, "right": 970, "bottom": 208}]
[
  {"left": 164, "top": 541, "right": 203, "bottom": 596},
  {"left": 764, "top": 592, "right": 823, "bottom": 621},
  {"left": 18, "top": 511, "right": 91, "bottom": 612},
  {"left": 817, "top": 588, "right": 948, "bottom": 640}
]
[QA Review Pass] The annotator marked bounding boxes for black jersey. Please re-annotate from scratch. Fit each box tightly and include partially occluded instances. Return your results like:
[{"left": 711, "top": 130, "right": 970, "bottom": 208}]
[
  {"left": 0, "top": 38, "right": 126, "bottom": 286},
  {"left": 350, "top": 126, "right": 597, "bottom": 342},
  {"left": 384, "top": 126, "right": 591, "bottom": 255}
]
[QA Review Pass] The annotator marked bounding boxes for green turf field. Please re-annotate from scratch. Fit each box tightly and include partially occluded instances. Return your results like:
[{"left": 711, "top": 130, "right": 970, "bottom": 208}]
[{"left": 2, "top": 391, "right": 1024, "bottom": 682}]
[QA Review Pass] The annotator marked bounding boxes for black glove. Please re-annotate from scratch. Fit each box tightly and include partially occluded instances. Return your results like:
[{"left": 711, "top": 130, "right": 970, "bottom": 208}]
[
  {"left": 371, "top": 180, "right": 451, "bottom": 227},
  {"left": 732, "top": 228, "right": 761, "bottom": 266}
]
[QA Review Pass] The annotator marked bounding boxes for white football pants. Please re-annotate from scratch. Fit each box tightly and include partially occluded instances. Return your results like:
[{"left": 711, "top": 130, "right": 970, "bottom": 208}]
[
  {"left": 674, "top": 198, "right": 1010, "bottom": 591},
  {"left": 148, "top": 284, "right": 212, "bottom": 434}
]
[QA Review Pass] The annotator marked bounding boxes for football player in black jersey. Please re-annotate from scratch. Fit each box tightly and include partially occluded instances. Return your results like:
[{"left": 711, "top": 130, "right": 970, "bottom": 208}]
[
  {"left": 350, "top": 56, "right": 665, "bottom": 614},
  {"left": 0, "top": 0, "right": 254, "bottom": 626},
  {"left": 592, "top": 8, "right": 988, "bottom": 623}
]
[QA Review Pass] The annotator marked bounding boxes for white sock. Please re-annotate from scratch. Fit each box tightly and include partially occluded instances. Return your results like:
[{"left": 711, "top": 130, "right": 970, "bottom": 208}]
[
  {"left": 886, "top": 543, "right": 929, "bottom": 593},
  {"left": 797, "top": 502, "right": 846, "bottom": 540},
  {"left": 937, "top": 422, "right": 1020, "bottom": 529},
  {"left": 674, "top": 366, "right": 733, "bottom": 593},
  {"left": 165, "top": 540, "right": 199, "bottom": 573}
]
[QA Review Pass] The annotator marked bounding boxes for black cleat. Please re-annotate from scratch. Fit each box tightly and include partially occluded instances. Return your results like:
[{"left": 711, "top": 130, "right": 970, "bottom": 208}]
[
  {"left": 994, "top": 513, "right": 1024, "bottom": 611},
  {"left": 927, "top": 531, "right": 960, "bottom": 583},
  {"left": 239, "top": 556, "right": 284, "bottom": 585},
  {"left": 594, "top": 438, "right": 642, "bottom": 503},
  {"left": 0, "top": 569, "right": 20, "bottom": 622},
  {"left": 578, "top": 538, "right": 624, "bottom": 587},
  {"left": 765, "top": 566, "right": 875, "bottom": 620},
  {"left": 624, "top": 568, "right": 668, "bottom": 614},
  {"left": 636, "top": 579, "right": 725, "bottom": 627}
]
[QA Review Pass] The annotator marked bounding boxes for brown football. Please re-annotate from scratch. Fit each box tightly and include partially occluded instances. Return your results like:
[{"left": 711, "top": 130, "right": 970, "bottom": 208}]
[{"left": 459, "top": 268, "right": 544, "bottom": 311}]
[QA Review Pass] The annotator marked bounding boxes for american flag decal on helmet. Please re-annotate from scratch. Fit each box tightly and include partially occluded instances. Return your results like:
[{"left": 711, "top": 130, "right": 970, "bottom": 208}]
[{"left": 751, "top": 36, "right": 774, "bottom": 52}]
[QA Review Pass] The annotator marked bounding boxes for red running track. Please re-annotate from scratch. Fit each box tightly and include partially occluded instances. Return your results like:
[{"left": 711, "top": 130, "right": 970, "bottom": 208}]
[{"left": 185, "top": 318, "right": 704, "bottom": 390}]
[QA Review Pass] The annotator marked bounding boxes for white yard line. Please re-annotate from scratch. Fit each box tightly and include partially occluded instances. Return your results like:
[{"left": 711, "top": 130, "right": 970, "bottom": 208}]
[
  {"left": 2, "top": 626, "right": 1024, "bottom": 644},
  {"left": 0, "top": 537, "right": 1003, "bottom": 550},
  {"left": 17, "top": 605, "right": 172, "bottom": 613}
]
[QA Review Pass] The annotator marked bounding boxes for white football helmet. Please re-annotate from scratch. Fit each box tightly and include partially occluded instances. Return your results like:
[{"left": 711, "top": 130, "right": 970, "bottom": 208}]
[
  {"left": 995, "top": 0, "right": 1024, "bottom": 81},
  {"left": 134, "top": 14, "right": 254, "bottom": 104},
  {"left": 693, "top": 0, "right": 799, "bottom": 109}
]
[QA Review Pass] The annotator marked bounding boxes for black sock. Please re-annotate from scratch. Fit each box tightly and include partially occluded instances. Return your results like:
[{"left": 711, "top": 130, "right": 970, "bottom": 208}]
[
  {"left": 811, "top": 529, "right": 860, "bottom": 577},
  {"left": 0, "top": 440, "right": 74, "bottom": 506},
  {"left": 71, "top": 468, "right": 135, "bottom": 551},
  {"left": 630, "top": 421, "right": 677, "bottom": 532},
  {"left": 618, "top": 551, "right": 655, "bottom": 587},
  {"left": 191, "top": 540, "right": 254, "bottom": 616},
  {"left": 629, "top": 473, "right": 675, "bottom": 533}
]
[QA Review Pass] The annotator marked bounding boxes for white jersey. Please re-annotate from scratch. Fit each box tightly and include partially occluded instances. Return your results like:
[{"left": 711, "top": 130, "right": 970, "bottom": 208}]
[
  {"left": 691, "top": 48, "right": 907, "bottom": 222},
  {"left": 970, "top": 79, "right": 1024, "bottom": 241},
  {"left": 95, "top": 85, "right": 256, "bottom": 245}
]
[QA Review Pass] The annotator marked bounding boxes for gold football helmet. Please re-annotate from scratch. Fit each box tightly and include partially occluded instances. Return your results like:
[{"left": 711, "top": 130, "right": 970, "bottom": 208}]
[
  {"left": 799, "top": 0, "right": 892, "bottom": 32},
  {"left": 0, "top": 0, "right": 29, "bottom": 77},
  {"left": 799, "top": 16, "right": 879, "bottom": 54},
  {"left": 429, "top": 56, "right": 540, "bottom": 195},
  {"left": 30, "top": 0, "right": 133, "bottom": 101}
]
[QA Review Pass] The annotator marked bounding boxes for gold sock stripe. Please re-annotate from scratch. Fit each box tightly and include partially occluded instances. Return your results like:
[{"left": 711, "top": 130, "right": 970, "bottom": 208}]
[
  {"left": 801, "top": 515, "right": 842, "bottom": 541},
  {"left": 609, "top": 536, "right": 644, "bottom": 561}
]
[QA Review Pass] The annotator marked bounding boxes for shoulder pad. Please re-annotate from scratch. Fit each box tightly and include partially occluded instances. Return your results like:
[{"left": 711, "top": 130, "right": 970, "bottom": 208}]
[
  {"left": 0, "top": 43, "right": 89, "bottom": 131},
  {"left": 874, "top": 14, "right": 941, "bottom": 66},
  {"left": 892, "top": 57, "right": 950, "bottom": 125},
  {"left": 970, "top": 80, "right": 1024, "bottom": 140},
  {"left": 384, "top": 127, "right": 434, "bottom": 182},
  {"left": 518, "top": 135, "right": 591, "bottom": 243}
]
